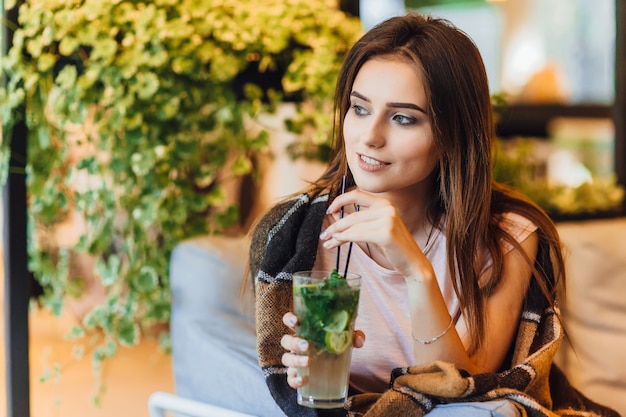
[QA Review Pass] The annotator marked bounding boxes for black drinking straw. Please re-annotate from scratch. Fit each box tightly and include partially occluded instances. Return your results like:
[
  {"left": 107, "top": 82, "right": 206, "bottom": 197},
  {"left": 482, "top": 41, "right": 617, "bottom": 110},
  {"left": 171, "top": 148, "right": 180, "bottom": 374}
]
[
  {"left": 335, "top": 175, "right": 346, "bottom": 272},
  {"left": 343, "top": 205, "right": 358, "bottom": 278},
  {"left": 335, "top": 175, "right": 356, "bottom": 278}
]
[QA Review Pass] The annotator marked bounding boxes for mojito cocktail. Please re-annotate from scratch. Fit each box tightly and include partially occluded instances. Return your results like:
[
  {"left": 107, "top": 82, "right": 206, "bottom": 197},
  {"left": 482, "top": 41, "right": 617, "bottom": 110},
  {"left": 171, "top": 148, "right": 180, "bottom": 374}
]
[{"left": 292, "top": 270, "right": 361, "bottom": 409}]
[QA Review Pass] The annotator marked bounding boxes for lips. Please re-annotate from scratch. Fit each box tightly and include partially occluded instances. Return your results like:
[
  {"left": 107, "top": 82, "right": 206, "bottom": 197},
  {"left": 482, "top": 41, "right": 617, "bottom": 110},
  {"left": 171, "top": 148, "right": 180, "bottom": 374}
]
[{"left": 357, "top": 153, "right": 389, "bottom": 172}]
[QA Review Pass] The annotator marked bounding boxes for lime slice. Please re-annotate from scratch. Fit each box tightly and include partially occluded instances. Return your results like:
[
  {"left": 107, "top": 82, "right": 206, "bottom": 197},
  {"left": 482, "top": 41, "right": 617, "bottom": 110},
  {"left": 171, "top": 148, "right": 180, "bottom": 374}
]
[
  {"left": 323, "top": 310, "right": 349, "bottom": 333},
  {"left": 293, "top": 283, "right": 319, "bottom": 294},
  {"left": 325, "top": 330, "right": 351, "bottom": 354}
]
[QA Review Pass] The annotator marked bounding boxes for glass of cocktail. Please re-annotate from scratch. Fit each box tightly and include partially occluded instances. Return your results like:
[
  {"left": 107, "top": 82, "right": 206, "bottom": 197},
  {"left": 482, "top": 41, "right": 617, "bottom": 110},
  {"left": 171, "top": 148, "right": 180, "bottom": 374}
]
[{"left": 292, "top": 270, "right": 361, "bottom": 409}]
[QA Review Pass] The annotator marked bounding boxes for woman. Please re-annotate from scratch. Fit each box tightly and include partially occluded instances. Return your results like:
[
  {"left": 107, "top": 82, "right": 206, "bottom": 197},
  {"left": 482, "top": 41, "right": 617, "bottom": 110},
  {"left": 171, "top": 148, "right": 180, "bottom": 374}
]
[{"left": 249, "top": 13, "right": 616, "bottom": 417}]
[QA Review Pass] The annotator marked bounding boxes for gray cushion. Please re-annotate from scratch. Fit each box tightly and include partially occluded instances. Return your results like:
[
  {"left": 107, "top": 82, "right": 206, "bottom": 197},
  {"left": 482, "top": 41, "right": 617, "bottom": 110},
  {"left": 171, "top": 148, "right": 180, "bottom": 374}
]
[{"left": 170, "top": 235, "right": 285, "bottom": 417}]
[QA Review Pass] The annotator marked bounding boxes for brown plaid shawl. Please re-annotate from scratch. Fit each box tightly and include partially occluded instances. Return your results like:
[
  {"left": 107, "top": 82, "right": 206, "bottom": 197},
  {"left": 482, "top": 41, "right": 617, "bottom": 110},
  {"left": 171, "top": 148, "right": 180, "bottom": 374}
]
[{"left": 250, "top": 193, "right": 619, "bottom": 417}]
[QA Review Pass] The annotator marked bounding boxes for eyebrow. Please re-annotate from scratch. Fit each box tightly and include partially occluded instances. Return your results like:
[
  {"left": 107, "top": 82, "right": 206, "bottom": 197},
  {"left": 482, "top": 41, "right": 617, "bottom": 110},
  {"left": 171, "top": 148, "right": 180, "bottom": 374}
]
[{"left": 350, "top": 91, "right": 427, "bottom": 114}]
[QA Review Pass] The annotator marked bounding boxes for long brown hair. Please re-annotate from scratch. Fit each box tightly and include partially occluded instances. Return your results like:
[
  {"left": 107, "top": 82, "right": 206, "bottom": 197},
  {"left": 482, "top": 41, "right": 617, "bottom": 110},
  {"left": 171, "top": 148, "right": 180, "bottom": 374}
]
[{"left": 308, "top": 13, "right": 565, "bottom": 354}]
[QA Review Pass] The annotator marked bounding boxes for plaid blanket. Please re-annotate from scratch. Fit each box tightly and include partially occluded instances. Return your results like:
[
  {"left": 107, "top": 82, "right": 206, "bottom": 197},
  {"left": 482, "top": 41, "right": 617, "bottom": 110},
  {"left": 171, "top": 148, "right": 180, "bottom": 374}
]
[{"left": 250, "top": 193, "right": 619, "bottom": 417}]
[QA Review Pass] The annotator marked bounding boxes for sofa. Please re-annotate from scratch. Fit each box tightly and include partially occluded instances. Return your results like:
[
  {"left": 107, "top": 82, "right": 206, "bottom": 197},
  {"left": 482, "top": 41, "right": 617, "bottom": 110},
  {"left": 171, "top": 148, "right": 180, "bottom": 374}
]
[
  {"left": 552, "top": 218, "right": 626, "bottom": 414},
  {"left": 150, "top": 217, "right": 626, "bottom": 417}
]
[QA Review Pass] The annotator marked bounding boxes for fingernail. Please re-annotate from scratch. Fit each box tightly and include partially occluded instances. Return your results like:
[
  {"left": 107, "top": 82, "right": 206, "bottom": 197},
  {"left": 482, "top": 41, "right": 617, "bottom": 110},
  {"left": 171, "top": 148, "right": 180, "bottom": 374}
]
[
  {"left": 319, "top": 231, "right": 327, "bottom": 239},
  {"left": 288, "top": 316, "right": 297, "bottom": 326},
  {"left": 326, "top": 207, "right": 332, "bottom": 214},
  {"left": 294, "top": 376, "right": 303, "bottom": 385},
  {"left": 299, "top": 356, "right": 309, "bottom": 366},
  {"left": 298, "top": 340, "right": 309, "bottom": 351}
]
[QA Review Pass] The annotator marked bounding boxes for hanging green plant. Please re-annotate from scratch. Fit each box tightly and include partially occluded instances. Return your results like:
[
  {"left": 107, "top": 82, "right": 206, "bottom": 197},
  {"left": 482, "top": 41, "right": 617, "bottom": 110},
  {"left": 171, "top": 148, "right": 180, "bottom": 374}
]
[{"left": 0, "top": 0, "right": 361, "bottom": 399}]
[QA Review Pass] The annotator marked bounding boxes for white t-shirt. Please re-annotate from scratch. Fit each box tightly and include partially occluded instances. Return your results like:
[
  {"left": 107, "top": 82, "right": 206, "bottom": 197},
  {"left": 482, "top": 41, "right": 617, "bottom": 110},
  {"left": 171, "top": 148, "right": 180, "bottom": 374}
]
[{"left": 312, "top": 212, "right": 537, "bottom": 393}]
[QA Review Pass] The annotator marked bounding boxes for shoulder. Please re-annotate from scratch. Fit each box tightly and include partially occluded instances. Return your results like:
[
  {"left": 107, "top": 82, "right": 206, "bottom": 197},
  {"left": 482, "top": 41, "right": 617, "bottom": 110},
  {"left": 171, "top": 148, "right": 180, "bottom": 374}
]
[
  {"left": 478, "top": 212, "right": 539, "bottom": 276},
  {"left": 250, "top": 194, "right": 310, "bottom": 250},
  {"left": 251, "top": 193, "right": 329, "bottom": 239},
  {"left": 490, "top": 184, "right": 558, "bottom": 249},
  {"left": 492, "top": 212, "right": 539, "bottom": 260},
  {"left": 499, "top": 212, "right": 538, "bottom": 246},
  {"left": 249, "top": 193, "right": 329, "bottom": 275}
]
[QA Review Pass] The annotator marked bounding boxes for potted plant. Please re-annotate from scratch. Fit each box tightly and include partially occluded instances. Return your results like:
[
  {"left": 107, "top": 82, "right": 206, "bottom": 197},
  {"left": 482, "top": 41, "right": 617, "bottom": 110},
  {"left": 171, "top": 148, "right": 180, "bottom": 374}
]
[{"left": 0, "top": 0, "right": 361, "bottom": 397}]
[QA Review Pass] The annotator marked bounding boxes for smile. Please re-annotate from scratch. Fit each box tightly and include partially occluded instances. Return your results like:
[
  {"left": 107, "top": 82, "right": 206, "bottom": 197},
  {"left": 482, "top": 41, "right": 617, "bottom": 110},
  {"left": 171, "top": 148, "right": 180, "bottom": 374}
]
[
  {"left": 357, "top": 153, "right": 390, "bottom": 172},
  {"left": 359, "top": 154, "right": 388, "bottom": 166}
]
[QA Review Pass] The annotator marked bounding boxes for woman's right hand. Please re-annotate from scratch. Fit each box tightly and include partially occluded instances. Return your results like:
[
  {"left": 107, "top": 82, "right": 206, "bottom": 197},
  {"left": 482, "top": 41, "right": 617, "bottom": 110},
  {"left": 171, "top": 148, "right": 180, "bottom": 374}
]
[
  {"left": 280, "top": 312, "right": 366, "bottom": 389},
  {"left": 281, "top": 312, "right": 310, "bottom": 389}
]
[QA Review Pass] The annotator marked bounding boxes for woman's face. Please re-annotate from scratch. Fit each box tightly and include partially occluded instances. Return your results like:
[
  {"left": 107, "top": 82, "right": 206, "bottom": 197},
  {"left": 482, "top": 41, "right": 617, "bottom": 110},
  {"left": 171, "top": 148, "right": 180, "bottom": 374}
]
[{"left": 344, "top": 57, "right": 439, "bottom": 198}]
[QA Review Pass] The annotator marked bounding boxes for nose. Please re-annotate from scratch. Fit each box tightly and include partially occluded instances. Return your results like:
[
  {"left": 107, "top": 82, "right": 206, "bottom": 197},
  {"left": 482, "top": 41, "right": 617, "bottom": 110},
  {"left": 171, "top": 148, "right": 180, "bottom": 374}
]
[{"left": 361, "top": 116, "right": 385, "bottom": 149}]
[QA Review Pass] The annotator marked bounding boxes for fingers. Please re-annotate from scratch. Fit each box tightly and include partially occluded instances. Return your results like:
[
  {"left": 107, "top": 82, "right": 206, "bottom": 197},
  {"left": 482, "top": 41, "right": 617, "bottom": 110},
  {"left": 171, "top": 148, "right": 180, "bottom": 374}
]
[
  {"left": 322, "top": 191, "right": 396, "bottom": 247},
  {"left": 281, "top": 329, "right": 365, "bottom": 388},
  {"left": 281, "top": 347, "right": 309, "bottom": 370},
  {"left": 281, "top": 312, "right": 309, "bottom": 389},
  {"left": 281, "top": 333, "right": 309, "bottom": 389},
  {"left": 354, "top": 330, "right": 366, "bottom": 348},
  {"left": 327, "top": 189, "right": 369, "bottom": 213},
  {"left": 320, "top": 212, "right": 383, "bottom": 250},
  {"left": 286, "top": 366, "right": 307, "bottom": 388},
  {"left": 283, "top": 312, "right": 298, "bottom": 330},
  {"left": 280, "top": 333, "right": 309, "bottom": 353}
]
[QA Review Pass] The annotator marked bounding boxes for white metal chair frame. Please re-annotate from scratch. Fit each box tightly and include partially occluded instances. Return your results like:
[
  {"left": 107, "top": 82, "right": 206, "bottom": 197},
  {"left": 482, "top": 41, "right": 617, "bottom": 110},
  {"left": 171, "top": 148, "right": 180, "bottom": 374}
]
[{"left": 148, "top": 391, "right": 257, "bottom": 417}]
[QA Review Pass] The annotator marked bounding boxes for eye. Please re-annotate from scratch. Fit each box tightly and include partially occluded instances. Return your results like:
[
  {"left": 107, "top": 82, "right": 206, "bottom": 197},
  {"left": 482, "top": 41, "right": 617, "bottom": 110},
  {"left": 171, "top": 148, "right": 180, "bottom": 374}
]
[
  {"left": 392, "top": 113, "right": 417, "bottom": 126},
  {"left": 350, "top": 103, "right": 369, "bottom": 116}
]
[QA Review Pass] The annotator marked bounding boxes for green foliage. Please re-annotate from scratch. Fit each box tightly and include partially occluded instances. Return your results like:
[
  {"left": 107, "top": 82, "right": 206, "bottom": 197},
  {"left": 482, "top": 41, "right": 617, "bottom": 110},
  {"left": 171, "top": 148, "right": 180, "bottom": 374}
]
[
  {"left": 493, "top": 138, "right": 625, "bottom": 217},
  {"left": 1, "top": 0, "right": 361, "bottom": 396}
]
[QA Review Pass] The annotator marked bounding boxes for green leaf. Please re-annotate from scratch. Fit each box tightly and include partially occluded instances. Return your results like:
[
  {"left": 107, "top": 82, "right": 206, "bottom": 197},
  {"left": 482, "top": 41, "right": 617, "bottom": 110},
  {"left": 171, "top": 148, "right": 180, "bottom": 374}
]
[
  {"left": 231, "top": 155, "right": 252, "bottom": 176},
  {"left": 135, "top": 71, "right": 160, "bottom": 100},
  {"left": 37, "top": 53, "right": 57, "bottom": 72},
  {"left": 77, "top": 156, "right": 98, "bottom": 175},
  {"left": 159, "top": 332, "right": 171, "bottom": 354},
  {"left": 95, "top": 255, "right": 121, "bottom": 287},
  {"left": 66, "top": 325, "right": 86, "bottom": 340},
  {"left": 56, "top": 65, "right": 78, "bottom": 90},
  {"left": 91, "top": 38, "right": 118, "bottom": 62},
  {"left": 214, "top": 205, "right": 238, "bottom": 230},
  {"left": 59, "top": 37, "right": 80, "bottom": 56},
  {"left": 136, "top": 266, "right": 158, "bottom": 292},
  {"left": 117, "top": 319, "right": 140, "bottom": 347}
]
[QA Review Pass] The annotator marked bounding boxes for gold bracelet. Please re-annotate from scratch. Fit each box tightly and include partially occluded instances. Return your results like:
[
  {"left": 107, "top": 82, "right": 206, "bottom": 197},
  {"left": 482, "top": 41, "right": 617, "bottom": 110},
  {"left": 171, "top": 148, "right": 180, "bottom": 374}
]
[{"left": 411, "top": 316, "right": 454, "bottom": 345}]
